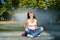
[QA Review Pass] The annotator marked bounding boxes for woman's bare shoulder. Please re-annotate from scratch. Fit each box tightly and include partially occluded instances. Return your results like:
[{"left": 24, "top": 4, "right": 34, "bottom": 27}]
[
  {"left": 34, "top": 19, "right": 38, "bottom": 21},
  {"left": 26, "top": 19, "right": 29, "bottom": 22}
]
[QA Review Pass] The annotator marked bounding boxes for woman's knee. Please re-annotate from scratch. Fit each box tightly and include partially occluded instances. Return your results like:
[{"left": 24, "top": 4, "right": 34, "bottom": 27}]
[
  {"left": 39, "top": 27, "right": 43, "bottom": 31},
  {"left": 25, "top": 29, "right": 29, "bottom": 33},
  {"left": 36, "top": 27, "right": 43, "bottom": 33}
]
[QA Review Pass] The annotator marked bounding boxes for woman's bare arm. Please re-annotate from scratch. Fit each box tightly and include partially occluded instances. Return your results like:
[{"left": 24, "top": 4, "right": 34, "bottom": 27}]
[
  {"left": 25, "top": 20, "right": 28, "bottom": 29},
  {"left": 35, "top": 19, "right": 38, "bottom": 29}
]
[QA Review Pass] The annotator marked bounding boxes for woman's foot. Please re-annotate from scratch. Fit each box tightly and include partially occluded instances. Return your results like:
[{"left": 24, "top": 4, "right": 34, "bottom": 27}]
[{"left": 27, "top": 34, "right": 33, "bottom": 38}]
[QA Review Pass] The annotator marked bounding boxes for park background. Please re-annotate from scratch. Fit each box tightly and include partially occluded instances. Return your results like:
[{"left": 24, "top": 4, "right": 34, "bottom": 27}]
[{"left": 0, "top": 0, "right": 60, "bottom": 40}]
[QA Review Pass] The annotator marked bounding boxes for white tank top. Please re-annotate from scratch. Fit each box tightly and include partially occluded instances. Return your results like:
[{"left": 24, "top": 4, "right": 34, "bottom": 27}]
[{"left": 28, "top": 19, "right": 36, "bottom": 30}]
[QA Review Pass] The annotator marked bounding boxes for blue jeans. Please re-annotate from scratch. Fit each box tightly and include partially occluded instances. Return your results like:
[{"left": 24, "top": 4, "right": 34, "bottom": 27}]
[{"left": 25, "top": 28, "right": 43, "bottom": 37}]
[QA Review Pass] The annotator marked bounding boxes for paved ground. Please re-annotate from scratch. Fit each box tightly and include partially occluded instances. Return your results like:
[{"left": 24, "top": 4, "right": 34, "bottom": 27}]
[
  {"left": 0, "top": 31, "right": 54, "bottom": 40},
  {"left": 0, "top": 22, "right": 60, "bottom": 40}
]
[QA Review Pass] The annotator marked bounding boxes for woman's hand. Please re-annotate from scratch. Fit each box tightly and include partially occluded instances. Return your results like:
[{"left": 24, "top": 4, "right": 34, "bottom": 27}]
[
  {"left": 35, "top": 27, "right": 38, "bottom": 29},
  {"left": 25, "top": 28, "right": 29, "bottom": 31}
]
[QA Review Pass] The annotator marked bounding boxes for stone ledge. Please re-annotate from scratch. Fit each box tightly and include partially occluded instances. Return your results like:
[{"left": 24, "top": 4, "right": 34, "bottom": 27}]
[
  {"left": 0, "top": 31, "right": 52, "bottom": 37},
  {"left": 0, "top": 31, "right": 54, "bottom": 40}
]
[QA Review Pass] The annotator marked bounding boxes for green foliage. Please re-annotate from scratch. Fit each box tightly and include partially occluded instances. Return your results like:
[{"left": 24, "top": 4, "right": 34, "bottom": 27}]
[
  {"left": 0, "top": 0, "right": 57, "bottom": 16},
  {"left": 18, "top": 0, "right": 56, "bottom": 10},
  {"left": 0, "top": 0, "right": 13, "bottom": 15}
]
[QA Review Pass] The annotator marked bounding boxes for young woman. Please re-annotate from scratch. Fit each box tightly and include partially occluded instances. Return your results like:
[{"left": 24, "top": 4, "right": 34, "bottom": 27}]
[{"left": 25, "top": 12, "right": 43, "bottom": 37}]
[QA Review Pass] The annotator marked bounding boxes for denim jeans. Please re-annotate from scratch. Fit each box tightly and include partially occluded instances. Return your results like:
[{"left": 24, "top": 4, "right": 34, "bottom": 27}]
[{"left": 25, "top": 27, "right": 43, "bottom": 37}]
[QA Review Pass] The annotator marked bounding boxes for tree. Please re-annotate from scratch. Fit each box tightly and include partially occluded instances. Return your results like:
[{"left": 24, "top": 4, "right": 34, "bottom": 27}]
[
  {"left": 18, "top": 0, "right": 56, "bottom": 10},
  {"left": 0, "top": 0, "right": 59, "bottom": 17}
]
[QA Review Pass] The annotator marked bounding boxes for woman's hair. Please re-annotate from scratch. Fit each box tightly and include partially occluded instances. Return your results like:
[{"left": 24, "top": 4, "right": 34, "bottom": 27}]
[{"left": 27, "top": 12, "right": 36, "bottom": 19}]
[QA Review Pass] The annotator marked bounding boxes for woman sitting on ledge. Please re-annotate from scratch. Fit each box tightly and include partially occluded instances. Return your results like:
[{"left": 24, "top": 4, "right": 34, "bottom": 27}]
[{"left": 22, "top": 12, "right": 43, "bottom": 37}]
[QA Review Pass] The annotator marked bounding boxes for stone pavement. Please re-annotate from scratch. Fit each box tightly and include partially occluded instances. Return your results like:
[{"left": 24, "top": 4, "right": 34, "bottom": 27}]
[{"left": 0, "top": 31, "right": 54, "bottom": 40}]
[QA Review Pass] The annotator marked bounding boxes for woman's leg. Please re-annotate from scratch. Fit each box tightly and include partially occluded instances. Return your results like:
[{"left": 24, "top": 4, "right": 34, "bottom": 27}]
[
  {"left": 25, "top": 29, "right": 33, "bottom": 35},
  {"left": 33, "top": 27, "right": 43, "bottom": 37}
]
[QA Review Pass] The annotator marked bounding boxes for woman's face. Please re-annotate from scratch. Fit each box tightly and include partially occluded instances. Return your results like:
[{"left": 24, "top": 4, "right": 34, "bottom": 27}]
[{"left": 29, "top": 12, "right": 34, "bottom": 19}]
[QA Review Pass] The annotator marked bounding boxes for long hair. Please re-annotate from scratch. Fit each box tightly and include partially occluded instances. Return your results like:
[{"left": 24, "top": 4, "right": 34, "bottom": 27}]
[{"left": 27, "top": 12, "right": 36, "bottom": 19}]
